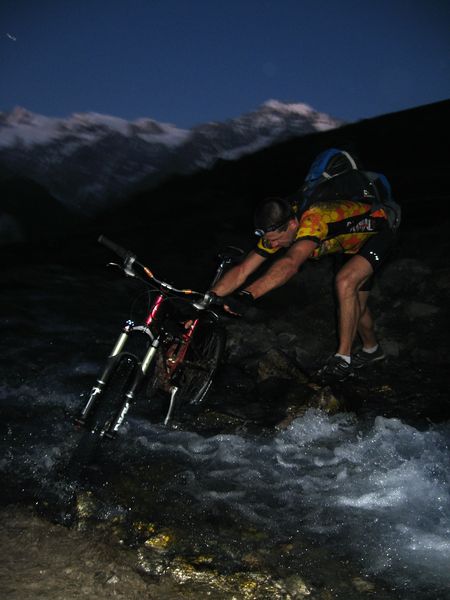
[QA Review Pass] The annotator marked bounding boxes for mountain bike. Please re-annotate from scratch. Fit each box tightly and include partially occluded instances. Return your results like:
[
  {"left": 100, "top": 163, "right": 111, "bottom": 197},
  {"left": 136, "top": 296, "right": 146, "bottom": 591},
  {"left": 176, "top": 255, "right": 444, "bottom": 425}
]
[{"left": 68, "top": 235, "right": 242, "bottom": 472}]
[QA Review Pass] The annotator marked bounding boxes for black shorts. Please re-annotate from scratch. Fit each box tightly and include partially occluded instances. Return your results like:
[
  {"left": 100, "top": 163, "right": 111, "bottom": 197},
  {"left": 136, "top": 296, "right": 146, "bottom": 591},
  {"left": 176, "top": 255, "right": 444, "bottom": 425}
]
[{"left": 335, "top": 228, "right": 396, "bottom": 292}]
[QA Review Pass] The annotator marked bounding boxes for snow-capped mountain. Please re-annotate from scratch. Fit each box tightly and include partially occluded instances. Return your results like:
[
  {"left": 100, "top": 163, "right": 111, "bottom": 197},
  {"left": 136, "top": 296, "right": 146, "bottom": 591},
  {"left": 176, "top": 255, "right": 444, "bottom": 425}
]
[{"left": 0, "top": 102, "right": 343, "bottom": 216}]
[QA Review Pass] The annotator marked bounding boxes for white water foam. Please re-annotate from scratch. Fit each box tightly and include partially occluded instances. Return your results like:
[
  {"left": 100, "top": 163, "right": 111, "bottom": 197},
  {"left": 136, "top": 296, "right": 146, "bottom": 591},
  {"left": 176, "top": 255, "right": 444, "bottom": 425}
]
[{"left": 135, "top": 410, "right": 450, "bottom": 592}]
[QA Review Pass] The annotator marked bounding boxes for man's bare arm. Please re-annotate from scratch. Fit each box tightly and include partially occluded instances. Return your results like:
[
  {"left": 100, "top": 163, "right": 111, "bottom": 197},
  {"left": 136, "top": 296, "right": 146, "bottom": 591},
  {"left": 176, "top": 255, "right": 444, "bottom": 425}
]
[
  {"left": 245, "top": 239, "right": 317, "bottom": 299},
  {"left": 211, "top": 250, "right": 267, "bottom": 297}
]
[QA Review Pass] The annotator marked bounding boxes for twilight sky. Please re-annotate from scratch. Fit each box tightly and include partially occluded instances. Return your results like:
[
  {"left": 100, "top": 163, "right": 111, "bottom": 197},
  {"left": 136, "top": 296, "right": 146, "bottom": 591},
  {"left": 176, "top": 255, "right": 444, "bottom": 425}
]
[{"left": 1, "top": 0, "right": 449, "bottom": 127}]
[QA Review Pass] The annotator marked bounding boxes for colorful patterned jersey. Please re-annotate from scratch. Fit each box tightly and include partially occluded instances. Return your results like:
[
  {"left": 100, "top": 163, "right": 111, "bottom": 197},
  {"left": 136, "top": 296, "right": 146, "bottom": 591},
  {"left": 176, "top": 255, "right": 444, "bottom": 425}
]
[{"left": 256, "top": 201, "right": 388, "bottom": 259}]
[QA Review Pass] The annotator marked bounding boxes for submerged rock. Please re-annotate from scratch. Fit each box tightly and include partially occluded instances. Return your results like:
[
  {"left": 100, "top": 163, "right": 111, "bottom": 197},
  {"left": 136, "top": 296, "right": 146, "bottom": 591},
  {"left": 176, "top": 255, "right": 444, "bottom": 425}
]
[{"left": 149, "top": 555, "right": 312, "bottom": 599}]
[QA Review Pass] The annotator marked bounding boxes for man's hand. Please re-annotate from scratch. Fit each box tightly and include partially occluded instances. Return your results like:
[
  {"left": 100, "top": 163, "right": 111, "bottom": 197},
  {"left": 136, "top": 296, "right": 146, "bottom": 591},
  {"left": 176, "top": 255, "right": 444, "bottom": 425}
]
[{"left": 223, "top": 290, "right": 255, "bottom": 316}]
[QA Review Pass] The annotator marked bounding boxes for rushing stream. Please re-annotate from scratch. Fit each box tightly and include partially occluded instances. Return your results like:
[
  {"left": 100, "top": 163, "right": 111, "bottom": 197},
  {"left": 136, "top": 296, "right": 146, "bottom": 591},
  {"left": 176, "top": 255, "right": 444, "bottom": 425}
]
[{"left": 1, "top": 263, "right": 449, "bottom": 599}]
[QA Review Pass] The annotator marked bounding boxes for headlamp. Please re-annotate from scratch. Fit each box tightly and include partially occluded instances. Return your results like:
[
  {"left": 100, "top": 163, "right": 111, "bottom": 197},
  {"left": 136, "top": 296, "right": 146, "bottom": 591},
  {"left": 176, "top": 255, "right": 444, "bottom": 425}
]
[{"left": 254, "top": 219, "right": 290, "bottom": 237}]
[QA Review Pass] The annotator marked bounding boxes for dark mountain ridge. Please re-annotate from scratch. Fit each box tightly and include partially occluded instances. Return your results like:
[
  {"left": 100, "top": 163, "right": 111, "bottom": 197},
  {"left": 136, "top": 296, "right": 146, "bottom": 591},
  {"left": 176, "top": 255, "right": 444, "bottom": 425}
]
[
  {"left": 97, "top": 98, "right": 449, "bottom": 259},
  {"left": 1, "top": 98, "right": 448, "bottom": 267}
]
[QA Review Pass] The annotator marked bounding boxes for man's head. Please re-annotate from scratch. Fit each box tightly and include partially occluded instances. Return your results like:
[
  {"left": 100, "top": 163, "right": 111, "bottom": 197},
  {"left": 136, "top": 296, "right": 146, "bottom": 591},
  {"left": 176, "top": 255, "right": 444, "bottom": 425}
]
[{"left": 253, "top": 197, "right": 299, "bottom": 249}]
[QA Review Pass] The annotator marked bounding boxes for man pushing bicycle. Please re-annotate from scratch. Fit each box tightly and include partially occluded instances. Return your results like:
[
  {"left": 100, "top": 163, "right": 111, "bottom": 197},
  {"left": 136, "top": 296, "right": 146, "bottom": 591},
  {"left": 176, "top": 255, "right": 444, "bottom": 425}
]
[{"left": 209, "top": 149, "right": 400, "bottom": 384}]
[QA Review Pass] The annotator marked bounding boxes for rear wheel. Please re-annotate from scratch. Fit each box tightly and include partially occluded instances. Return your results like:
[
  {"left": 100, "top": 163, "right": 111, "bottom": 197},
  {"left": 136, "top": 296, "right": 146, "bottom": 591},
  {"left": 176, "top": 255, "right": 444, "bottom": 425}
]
[
  {"left": 144, "top": 319, "right": 225, "bottom": 421},
  {"left": 175, "top": 322, "right": 226, "bottom": 407}
]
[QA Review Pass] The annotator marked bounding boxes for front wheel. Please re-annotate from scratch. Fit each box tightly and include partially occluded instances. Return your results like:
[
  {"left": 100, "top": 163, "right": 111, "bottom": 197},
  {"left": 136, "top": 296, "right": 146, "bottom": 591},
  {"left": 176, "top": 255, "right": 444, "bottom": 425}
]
[{"left": 66, "top": 355, "right": 138, "bottom": 477}]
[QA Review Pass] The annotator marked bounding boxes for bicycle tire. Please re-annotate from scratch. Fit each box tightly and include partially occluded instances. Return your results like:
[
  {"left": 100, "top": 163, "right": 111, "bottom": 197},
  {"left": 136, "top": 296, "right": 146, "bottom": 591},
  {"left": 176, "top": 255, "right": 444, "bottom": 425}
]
[
  {"left": 175, "top": 321, "right": 226, "bottom": 407},
  {"left": 66, "top": 355, "right": 137, "bottom": 477}
]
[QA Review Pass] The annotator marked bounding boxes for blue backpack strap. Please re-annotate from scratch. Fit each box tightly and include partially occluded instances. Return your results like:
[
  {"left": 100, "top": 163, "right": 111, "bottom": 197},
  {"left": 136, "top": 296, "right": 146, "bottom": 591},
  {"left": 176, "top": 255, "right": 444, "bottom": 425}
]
[
  {"left": 364, "top": 171, "right": 391, "bottom": 205},
  {"left": 364, "top": 171, "right": 401, "bottom": 230},
  {"left": 304, "top": 148, "right": 359, "bottom": 184},
  {"left": 304, "top": 148, "right": 342, "bottom": 184},
  {"left": 376, "top": 173, "right": 392, "bottom": 200}
]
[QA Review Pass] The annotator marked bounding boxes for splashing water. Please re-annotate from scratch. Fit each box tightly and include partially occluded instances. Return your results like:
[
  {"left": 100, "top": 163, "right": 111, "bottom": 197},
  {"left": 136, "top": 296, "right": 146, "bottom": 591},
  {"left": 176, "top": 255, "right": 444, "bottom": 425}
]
[{"left": 133, "top": 409, "right": 450, "bottom": 593}]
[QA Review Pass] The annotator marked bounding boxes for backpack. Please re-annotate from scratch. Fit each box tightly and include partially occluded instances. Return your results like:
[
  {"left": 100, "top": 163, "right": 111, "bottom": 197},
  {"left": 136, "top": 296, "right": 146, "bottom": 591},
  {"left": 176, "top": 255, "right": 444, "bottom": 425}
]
[{"left": 300, "top": 148, "right": 401, "bottom": 230}]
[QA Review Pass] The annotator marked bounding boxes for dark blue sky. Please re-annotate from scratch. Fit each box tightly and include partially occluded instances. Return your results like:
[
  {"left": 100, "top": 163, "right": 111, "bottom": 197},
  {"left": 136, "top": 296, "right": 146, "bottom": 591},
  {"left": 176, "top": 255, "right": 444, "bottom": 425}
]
[{"left": 1, "top": 0, "right": 449, "bottom": 127}]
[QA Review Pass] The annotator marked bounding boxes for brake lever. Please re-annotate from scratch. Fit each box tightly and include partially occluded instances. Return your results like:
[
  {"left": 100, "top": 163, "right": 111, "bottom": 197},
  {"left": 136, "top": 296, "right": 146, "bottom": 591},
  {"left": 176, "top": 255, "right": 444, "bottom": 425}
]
[
  {"left": 107, "top": 260, "right": 136, "bottom": 278},
  {"left": 192, "top": 291, "right": 223, "bottom": 311},
  {"left": 124, "top": 255, "right": 137, "bottom": 277}
]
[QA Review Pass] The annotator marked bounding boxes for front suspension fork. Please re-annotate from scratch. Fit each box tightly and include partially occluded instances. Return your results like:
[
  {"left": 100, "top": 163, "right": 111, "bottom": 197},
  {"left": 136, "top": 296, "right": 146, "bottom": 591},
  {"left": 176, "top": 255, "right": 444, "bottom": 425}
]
[
  {"left": 107, "top": 337, "right": 161, "bottom": 435},
  {"left": 76, "top": 320, "right": 156, "bottom": 426}
]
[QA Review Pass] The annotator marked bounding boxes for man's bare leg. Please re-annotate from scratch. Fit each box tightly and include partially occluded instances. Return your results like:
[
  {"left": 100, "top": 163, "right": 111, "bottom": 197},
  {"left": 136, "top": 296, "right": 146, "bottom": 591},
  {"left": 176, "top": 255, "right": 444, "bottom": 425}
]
[
  {"left": 357, "top": 291, "right": 378, "bottom": 349},
  {"left": 334, "top": 255, "right": 374, "bottom": 357}
]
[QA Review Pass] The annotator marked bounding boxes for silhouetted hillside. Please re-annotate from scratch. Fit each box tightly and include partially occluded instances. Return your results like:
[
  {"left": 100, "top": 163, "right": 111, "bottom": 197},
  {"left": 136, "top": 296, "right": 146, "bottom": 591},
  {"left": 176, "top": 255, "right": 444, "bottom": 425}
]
[
  {"left": 104, "top": 98, "right": 449, "bottom": 242},
  {"left": 0, "top": 177, "right": 86, "bottom": 246},
  {"left": 1, "top": 99, "right": 448, "bottom": 268}
]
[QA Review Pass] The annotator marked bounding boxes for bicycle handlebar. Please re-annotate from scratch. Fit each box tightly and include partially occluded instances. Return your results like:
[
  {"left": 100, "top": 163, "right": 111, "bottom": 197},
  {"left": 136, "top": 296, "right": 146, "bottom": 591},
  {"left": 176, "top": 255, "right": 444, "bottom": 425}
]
[
  {"left": 98, "top": 234, "right": 220, "bottom": 307},
  {"left": 98, "top": 235, "right": 136, "bottom": 262}
]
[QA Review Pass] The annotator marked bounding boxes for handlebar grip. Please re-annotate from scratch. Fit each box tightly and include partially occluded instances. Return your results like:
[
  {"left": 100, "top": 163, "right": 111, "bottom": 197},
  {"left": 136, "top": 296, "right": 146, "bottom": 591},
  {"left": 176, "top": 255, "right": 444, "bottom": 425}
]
[
  {"left": 210, "top": 293, "right": 224, "bottom": 307},
  {"left": 98, "top": 235, "right": 135, "bottom": 261}
]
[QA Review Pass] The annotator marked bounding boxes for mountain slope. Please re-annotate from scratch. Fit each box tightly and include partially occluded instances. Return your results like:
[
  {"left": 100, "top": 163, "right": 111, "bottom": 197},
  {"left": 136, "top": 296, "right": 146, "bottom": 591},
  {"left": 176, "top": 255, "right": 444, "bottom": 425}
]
[{"left": 0, "top": 102, "right": 342, "bottom": 216}]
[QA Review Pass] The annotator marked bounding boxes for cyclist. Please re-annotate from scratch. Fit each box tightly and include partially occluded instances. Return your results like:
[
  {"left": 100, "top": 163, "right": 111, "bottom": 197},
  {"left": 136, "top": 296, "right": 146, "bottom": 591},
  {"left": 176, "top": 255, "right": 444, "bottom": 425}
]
[{"left": 210, "top": 196, "right": 395, "bottom": 382}]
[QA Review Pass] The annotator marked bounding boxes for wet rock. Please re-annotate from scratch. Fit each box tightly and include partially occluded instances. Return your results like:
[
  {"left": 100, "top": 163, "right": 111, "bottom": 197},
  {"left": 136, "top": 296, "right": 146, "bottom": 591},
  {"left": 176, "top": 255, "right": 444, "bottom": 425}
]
[
  {"left": 381, "top": 258, "right": 432, "bottom": 292},
  {"left": 257, "top": 376, "right": 292, "bottom": 400},
  {"left": 136, "top": 548, "right": 169, "bottom": 577},
  {"left": 434, "top": 267, "right": 450, "bottom": 291},
  {"left": 284, "top": 574, "right": 312, "bottom": 597},
  {"left": 380, "top": 339, "right": 400, "bottom": 357},
  {"left": 307, "top": 384, "right": 342, "bottom": 413},
  {"left": 168, "top": 556, "right": 219, "bottom": 585},
  {"left": 242, "top": 551, "right": 265, "bottom": 568},
  {"left": 277, "top": 331, "right": 298, "bottom": 348},
  {"left": 191, "top": 408, "right": 255, "bottom": 434},
  {"left": 405, "top": 301, "right": 440, "bottom": 318},
  {"left": 226, "top": 321, "right": 276, "bottom": 362},
  {"left": 168, "top": 564, "right": 294, "bottom": 599},
  {"left": 144, "top": 531, "right": 173, "bottom": 553},
  {"left": 276, "top": 385, "right": 342, "bottom": 430},
  {"left": 136, "top": 551, "right": 303, "bottom": 599},
  {"left": 255, "top": 348, "right": 309, "bottom": 384},
  {"left": 352, "top": 576, "right": 376, "bottom": 593},
  {"left": 217, "top": 364, "right": 256, "bottom": 393},
  {"left": 76, "top": 490, "right": 97, "bottom": 521}
]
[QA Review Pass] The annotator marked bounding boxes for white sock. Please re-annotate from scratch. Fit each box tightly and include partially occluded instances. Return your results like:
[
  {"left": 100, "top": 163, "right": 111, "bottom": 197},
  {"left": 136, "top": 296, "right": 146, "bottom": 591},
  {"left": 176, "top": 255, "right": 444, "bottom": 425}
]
[
  {"left": 362, "top": 344, "right": 378, "bottom": 354},
  {"left": 335, "top": 353, "right": 351, "bottom": 364}
]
